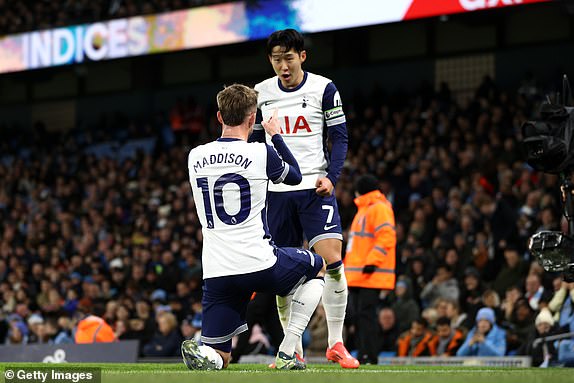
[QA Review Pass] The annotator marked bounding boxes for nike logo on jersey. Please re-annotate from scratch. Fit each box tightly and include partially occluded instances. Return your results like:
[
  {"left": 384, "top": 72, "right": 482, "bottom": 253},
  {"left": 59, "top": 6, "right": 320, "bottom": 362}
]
[
  {"left": 324, "top": 224, "right": 338, "bottom": 230},
  {"left": 334, "top": 289, "right": 346, "bottom": 294},
  {"left": 264, "top": 101, "right": 273, "bottom": 106}
]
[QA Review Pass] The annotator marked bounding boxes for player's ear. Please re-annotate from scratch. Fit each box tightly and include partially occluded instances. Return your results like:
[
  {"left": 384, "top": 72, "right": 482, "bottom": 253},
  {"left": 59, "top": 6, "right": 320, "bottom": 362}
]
[
  {"left": 248, "top": 110, "right": 256, "bottom": 126},
  {"left": 216, "top": 111, "right": 224, "bottom": 125},
  {"left": 300, "top": 50, "right": 307, "bottom": 63}
]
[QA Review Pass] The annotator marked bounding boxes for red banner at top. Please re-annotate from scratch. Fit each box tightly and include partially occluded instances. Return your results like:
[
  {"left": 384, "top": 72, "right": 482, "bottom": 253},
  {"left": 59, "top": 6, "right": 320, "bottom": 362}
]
[{"left": 404, "top": 0, "right": 550, "bottom": 20}]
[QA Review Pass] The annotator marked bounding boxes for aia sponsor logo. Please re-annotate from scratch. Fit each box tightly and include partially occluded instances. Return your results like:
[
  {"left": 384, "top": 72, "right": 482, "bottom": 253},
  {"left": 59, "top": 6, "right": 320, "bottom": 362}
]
[{"left": 280, "top": 116, "right": 311, "bottom": 134}]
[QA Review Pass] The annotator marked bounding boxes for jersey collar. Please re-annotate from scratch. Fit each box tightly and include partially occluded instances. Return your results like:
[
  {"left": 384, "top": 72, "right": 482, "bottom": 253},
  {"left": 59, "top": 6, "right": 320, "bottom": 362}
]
[
  {"left": 217, "top": 137, "right": 242, "bottom": 142},
  {"left": 277, "top": 71, "right": 308, "bottom": 93}
]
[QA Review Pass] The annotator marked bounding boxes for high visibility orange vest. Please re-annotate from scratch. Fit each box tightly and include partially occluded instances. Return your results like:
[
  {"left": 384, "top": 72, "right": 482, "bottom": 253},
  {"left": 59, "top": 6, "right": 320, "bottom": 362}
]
[
  {"left": 397, "top": 331, "right": 434, "bottom": 357},
  {"left": 428, "top": 329, "right": 465, "bottom": 356},
  {"left": 344, "top": 190, "right": 396, "bottom": 290},
  {"left": 75, "top": 315, "right": 116, "bottom": 343}
]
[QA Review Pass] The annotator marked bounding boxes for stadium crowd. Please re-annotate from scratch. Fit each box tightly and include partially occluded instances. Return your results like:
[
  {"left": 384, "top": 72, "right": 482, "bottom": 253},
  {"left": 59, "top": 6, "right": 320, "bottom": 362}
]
[
  {"left": 1, "top": 76, "right": 574, "bottom": 365},
  {"left": 0, "top": 0, "right": 230, "bottom": 35}
]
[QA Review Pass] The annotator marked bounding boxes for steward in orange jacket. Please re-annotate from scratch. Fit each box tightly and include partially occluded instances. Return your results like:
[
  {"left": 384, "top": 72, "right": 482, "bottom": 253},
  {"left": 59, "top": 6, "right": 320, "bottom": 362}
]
[
  {"left": 344, "top": 175, "right": 397, "bottom": 365},
  {"left": 344, "top": 189, "right": 396, "bottom": 290},
  {"left": 75, "top": 315, "right": 116, "bottom": 343}
]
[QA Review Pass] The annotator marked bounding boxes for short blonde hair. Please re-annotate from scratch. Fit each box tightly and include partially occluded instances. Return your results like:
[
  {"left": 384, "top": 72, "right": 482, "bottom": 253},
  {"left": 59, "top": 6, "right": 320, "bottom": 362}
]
[
  {"left": 158, "top": 311, "right": 178, "bottom": 332},
  {"left": 216, "top": 84, "right": 258, "bottom": 126}
]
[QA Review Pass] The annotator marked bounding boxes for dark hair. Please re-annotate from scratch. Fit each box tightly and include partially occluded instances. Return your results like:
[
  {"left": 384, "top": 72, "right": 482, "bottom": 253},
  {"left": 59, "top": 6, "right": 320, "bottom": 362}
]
[
  {"left": 506, "top": 284, "right": 522, "bottom": 293},
  {"left": 413, "top": 317, "right": 428, "bottom": 328},
  {"left": 355, "top": 174, "right": 379, "bottom": 195},
  {"left": 436, "top": 317, "right": 451, "bottom": 327},
  {"left": 266, "top": 29, "right": 305, "bottom": 55},
  {"left": 437, "top": 263, "right": 453, "bottom": 274}
]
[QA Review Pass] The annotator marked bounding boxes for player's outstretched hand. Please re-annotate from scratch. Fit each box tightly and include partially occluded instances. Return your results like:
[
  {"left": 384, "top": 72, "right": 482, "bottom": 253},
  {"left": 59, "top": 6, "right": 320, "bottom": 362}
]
[
  {"left": 262, "top": 109, "right": 281, "bottom": 137},
  {"left": 315, "top": 177, "right": 334, "bottom": 197}
]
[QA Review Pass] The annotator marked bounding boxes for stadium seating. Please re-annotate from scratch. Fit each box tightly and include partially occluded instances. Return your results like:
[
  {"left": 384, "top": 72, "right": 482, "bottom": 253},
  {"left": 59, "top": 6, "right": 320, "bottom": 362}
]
[{"left": 0, "top": 76, "right": 572, "bottom": 365}]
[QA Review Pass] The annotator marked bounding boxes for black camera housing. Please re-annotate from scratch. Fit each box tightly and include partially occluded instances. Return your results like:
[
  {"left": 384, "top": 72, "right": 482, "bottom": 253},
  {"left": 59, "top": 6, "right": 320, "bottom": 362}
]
[
  {"left": 522, "top": 93, "right": 574, "bottom": 278},
  {"left": 522, "top": 104, "right": 574, "bottom": 174}
]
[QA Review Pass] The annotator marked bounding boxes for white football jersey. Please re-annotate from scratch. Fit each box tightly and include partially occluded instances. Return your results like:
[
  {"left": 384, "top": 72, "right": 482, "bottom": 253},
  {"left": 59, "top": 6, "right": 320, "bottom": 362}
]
[
  {"left": 255, "top": 72, "right": 346, "bottom": 192},
  {"left": 188, "top": 139, "right": 277, "bottom": 279}
]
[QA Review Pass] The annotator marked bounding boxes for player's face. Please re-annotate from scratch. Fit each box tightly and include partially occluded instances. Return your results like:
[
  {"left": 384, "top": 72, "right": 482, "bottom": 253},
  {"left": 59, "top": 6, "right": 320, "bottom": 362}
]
[{"left": 269, "top": 46, "right": 306, "bottom": 89}]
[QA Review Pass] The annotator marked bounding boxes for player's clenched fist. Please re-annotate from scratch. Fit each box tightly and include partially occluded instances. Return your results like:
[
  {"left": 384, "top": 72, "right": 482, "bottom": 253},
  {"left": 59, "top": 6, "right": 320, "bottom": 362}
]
[{"left": 261, "top": 109, "right": 281, "bottom": 137}]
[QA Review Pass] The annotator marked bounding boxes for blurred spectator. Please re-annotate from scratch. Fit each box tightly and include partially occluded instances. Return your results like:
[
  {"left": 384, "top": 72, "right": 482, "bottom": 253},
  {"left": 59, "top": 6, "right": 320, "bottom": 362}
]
[
  {"left": 142, "top": 311, "right": 182, "bottom": 357},
  {"left": 548, "top": 281, "right": 574, "bottom": 332},
  {"left": 5, "top": 316, "right": 28, "bottom": 345},
  {"left": 501, "top": 285, "right": 523, "bottom": 323},
  {"left": 492, "top": 247, "right": 529, "bottom": 297},
  {"left": 482, "top": 289, "right": 503, "bottom": 324},
  {"left": 524, "top": 273, "right": 552, "bottom": 311},
  {"left": 444, "top": 299, "right": 468, "bottom": 332},
  {"left": 27, "top": 313, "right": 45, "bottom": 343},
  {"left": 444, "top": 248, "right": 465, "bottom": 281},
  {"left": 156, "top": 251, "right": 181, "bottom": 293},
  {"left": 420, "top": 264, "right": 459, "bottom": 307},
  {"left": 428, "top": 317, "right": 465, "bottom": 356},
  {"left": 520, "top": 309, "right": 559, "bottom": 367},
  {"left": 457, "top": 308, "right": 506, "bottom": 357},
  {"left": 421, "top": 307, "right": 439, "bottom": 330},
  {"left": 397, "top": 318, "right": 433, "bottom": 357},
  {"left": 405, "top": 256, "right": 432, "bottom": 303},
  {"left": 434, "top": 298, "right": 449, "bottom": 321},
  {"left": 506, "top": 297, "right": 535, "bottom": 353},
  {"left": 477, "top": 194, "right": 519, "bottom": 273},
  {"left": 459, "top": 267, "right": 484, "bottom": 327},
  {"left": 53, "top": 317, "right": 74, "bottom": 344},
  {"left": 377, "top": 307, "right": 399, "bottom": 356},
  {"left": 391, "top": 279, "right": 420, "bottom": 333}
]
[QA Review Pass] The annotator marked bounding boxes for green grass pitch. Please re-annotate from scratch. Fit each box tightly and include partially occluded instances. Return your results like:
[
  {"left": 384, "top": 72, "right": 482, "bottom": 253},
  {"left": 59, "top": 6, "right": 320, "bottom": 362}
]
[{"left": 1, "top": 363, "right": 572, "bottom": 383}]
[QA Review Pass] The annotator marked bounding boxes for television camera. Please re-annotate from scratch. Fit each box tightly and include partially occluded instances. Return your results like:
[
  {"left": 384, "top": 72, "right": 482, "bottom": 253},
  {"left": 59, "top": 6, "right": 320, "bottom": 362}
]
[{"left": 523, "top": 75, "right": 574, "bottom": 282}]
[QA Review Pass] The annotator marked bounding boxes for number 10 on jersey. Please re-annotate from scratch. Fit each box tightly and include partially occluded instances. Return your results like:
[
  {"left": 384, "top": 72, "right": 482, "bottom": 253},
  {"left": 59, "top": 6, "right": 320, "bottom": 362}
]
[{"left": 196, "top": 173, "right": 251, "bottom": 228}]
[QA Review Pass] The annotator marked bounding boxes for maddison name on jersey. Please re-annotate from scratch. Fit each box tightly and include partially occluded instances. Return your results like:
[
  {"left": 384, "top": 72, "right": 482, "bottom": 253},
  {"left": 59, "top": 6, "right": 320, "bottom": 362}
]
[{"left": 191, "top": 152, "right": 253, "bottom": 173}]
